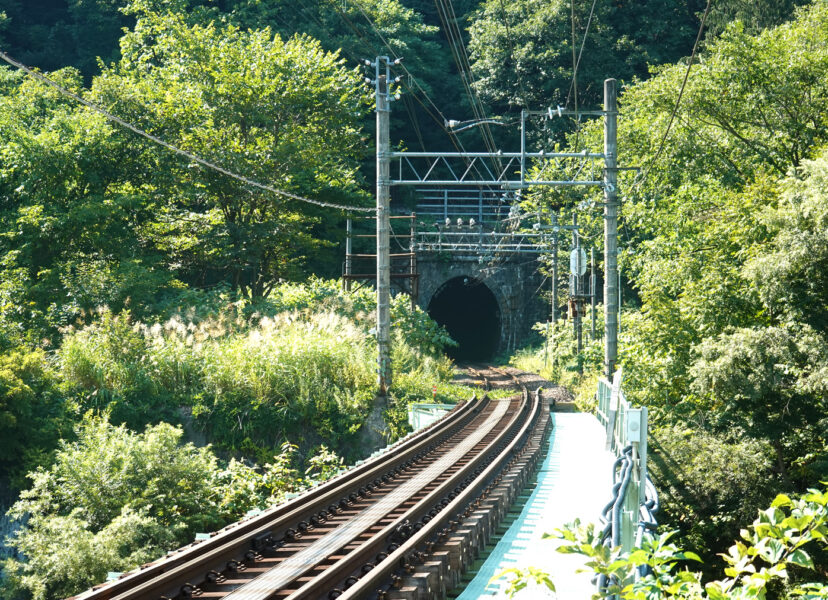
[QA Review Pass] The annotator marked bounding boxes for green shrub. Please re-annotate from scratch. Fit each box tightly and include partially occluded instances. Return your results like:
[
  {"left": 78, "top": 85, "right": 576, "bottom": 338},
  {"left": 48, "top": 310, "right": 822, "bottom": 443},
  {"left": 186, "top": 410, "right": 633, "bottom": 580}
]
[
  {"left": 2, "top": 416, "right": 223, "bottom": 600},
  {"left": 0, "top": 347, "right": 71, "bottom": 487},
  {"left": 537, "top": 486, "right": 828, "bottom": 600},
  {"left": 191, "top": 311, "right": 376, "bottom": 460},
  {"left": 508, "top": 313, "right": 605, "bottom": 407},
  {"left": 648, "top": 424, "right": 778, "bottom": 568},
  {"left": 57, "top": 280, "right": 459, "bottom": 461},
  {"left": 2, "top": 416, "right": 336, "bottom": 600}
]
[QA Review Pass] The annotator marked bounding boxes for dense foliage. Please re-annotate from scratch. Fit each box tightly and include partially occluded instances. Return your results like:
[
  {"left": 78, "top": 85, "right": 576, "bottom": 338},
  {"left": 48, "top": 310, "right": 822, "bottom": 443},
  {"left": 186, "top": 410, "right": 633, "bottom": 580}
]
[
  {"left": 0, "top": 0, "right": 826, "bottom": 598},
  {"left": 1, "top": 416, "right": 346, "bottom": 600},
  {"left": 54, "top": 278, "right": 455, "bottom": 457},
  {"left": 507, "top": 1, "right": 828, "bottom": 582},
  {"left": 0, "top": 279, "right": 458, "bottom": 599},
  {"left": 0, "top": 349, "right": 71, "bottom": 488},
  {"left": 544, "top": 487, "right": 828, "bottom": 599}
]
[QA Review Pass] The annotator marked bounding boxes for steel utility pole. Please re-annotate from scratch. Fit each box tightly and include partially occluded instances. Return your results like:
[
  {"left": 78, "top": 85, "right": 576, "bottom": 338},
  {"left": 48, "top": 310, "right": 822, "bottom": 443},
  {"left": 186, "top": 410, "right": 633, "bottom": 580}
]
[
  {"left": 604, "top": 78, "right": 619, "bottom": 379},
  {"left": 375, "top": 57, "right": 392, "bottom": 394},
  {"left": 591, "top": 247, "right": 597, "bottom": 340},
  {"left": 551, "top": 212, "right": 559, "bottom": 327},
  {"left": 572, "top": 213, "right": 583, "bottom": 355},
  {"left": 344, "top": 218, "right": 353, "bottom": 292}
]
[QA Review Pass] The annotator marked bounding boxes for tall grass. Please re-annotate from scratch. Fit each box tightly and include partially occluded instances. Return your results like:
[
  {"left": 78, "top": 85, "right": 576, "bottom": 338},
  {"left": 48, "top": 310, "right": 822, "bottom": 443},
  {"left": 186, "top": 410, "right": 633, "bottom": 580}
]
[{"left": 58, "top": 280, "right": 457, "bottom": 462}]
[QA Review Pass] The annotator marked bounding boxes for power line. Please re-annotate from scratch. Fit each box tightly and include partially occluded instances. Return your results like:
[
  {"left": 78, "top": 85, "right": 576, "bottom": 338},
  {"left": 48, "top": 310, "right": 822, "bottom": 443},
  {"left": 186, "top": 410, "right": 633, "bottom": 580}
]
[
  {"left": 336, "top": 0, "right": 494, "bottom": 187},
  {"left": 570, "top": 0, "right": 579, "bottom": 122},
  {"left": 332, "top": 1, "right": 479, "bottom": 155},
  {"left": 637, "top": 0, "right": 713, "bottom": 187},
  {"left": 434, "top": 0, "right": 499, "bottom": 158},
  {"left": 566, "top": 0, "right": 598, "bottom": 110},
  {"left": 497, "top": 0, "right": 529, "bottom": 109},
  {"left": 0, "top": 49, "right": 376, "bottom": 214}
]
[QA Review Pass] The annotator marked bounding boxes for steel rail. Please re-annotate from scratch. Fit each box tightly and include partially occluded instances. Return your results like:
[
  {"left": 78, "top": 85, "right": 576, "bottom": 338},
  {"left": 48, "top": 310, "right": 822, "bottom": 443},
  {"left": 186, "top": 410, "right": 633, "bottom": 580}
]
[
  {"left": 283, "top": 392, "right": 531, "bottom": 599},
  {"left": 187, "top": 397, "right": 513, "bottom": 599},
  {"left": 340, "top": 387, "right": 544, "bottom": 600},
  {"left": 70, "top": 396, "right": 484, "bottom": 600}
]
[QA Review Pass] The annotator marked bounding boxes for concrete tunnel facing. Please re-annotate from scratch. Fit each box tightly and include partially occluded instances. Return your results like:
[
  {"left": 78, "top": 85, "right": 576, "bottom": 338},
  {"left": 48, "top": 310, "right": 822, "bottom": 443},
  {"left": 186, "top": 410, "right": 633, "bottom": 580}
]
[{"left": 427, "top": 276, "right": 501, "bottom": 361}]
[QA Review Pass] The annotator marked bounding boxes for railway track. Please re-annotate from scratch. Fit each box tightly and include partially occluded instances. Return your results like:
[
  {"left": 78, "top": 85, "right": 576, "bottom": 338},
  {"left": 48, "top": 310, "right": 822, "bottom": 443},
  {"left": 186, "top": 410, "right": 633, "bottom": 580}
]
[{"left": 74, "top": 369, "right": 551, "bottom": 600}]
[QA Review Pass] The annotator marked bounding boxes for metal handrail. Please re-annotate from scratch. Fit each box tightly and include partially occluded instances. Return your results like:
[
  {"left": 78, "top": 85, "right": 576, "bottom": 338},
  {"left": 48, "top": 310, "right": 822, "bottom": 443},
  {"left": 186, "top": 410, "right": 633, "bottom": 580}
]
[{"left": 595, "top": 370, "right": 656, "bottom": 595}]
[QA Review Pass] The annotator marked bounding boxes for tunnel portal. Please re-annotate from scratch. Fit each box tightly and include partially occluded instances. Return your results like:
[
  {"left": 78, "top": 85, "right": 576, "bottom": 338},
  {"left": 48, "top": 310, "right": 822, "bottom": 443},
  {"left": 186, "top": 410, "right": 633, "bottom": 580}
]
[{"left": 428, "top": 277, "right": 501, "bottom": 361}]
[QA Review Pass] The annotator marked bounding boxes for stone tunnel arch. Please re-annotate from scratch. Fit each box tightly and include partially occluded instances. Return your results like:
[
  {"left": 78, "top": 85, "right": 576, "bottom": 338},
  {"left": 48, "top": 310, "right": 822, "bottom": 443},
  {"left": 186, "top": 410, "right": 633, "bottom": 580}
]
[{"left": 427, "top": 276, "right": 501, "bottom": 362}]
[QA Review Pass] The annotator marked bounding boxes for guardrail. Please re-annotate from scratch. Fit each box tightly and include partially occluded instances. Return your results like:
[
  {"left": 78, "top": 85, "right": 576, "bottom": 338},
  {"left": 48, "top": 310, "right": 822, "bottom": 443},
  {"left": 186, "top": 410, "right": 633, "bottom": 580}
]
[
  {"left": 407, "top": 402, "right": 455, "bottom": 430},
  {"left": 595, "top": 369, "right": 657, "bottom": 572}
]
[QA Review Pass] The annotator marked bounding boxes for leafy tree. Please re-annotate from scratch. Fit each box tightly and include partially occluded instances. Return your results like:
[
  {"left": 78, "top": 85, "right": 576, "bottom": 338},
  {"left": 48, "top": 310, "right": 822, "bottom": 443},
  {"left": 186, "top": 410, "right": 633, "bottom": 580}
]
[
  {"left": 691, "top": 325, "right": 828, "bottom": 488},
  {"left": 0, "top": 0, "right": 130, "bottom": 78},
  {"left": 648, "top": 425, "right": 777, "bottom": 566},
  {"left": 93, "top": 6, "right": 371, "bottom": 298},
  {"left": 0, "top": 65, "right": 174, "bottom": 343},
  {"left": 602, "top": 1, "right": 828, "bottom": 423},
  {"left": 746, "top": 153, "right": 828, "bottom": 334},
  {"left": 2, "top": 416, "right": 225, "bottom": 600},
  {"left": 705, "top": 0, "right": 812, "bottom": 37},
  {"left": 520, "top": 2, "right": 828, "bottom": 569},
  {"left": 0, "top": 2, "right": 375, "bottom": 345},
  {"left": 467, "top": 0, "right": 705, "bottom": 114}
]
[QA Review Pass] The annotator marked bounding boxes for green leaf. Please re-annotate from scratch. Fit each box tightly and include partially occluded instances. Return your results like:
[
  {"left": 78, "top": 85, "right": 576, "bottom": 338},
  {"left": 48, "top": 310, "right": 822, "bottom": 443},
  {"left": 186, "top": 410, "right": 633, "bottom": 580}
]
[
  {"left": 679, "top": 551, "right": 703, "bottom": 562},
  {"left": 705, "top": 582, "right": 728, "bottom": 600},
  {"left": 771, "top": 494, "right": 792, "bottom": 508},
  {"left": 788, "top": 549, "right": 814, "bottom": 569}
]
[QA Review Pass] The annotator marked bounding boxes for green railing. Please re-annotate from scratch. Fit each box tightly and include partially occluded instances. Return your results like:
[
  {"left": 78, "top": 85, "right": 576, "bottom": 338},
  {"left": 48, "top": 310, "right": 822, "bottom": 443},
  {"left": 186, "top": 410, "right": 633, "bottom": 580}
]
[
  {"left": 596, "top": 369, "right": 650, "bottom": 552},
  {"left": 407, "top": 402, "right": 455, "bottom": 431}
]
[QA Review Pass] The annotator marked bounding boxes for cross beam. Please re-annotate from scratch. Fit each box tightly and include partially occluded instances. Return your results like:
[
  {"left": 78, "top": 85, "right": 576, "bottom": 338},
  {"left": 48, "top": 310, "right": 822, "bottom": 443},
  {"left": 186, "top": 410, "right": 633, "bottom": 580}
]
[{"left": 390, "top": 151, "right": 604, "bottom": 187}]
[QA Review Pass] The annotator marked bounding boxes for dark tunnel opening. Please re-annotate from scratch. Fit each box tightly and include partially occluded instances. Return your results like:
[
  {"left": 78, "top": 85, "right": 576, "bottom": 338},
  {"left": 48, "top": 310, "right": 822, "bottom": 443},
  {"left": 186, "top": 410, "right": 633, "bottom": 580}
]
[{"left": 428, "top": 277, "right": 501, "bottom": 362}]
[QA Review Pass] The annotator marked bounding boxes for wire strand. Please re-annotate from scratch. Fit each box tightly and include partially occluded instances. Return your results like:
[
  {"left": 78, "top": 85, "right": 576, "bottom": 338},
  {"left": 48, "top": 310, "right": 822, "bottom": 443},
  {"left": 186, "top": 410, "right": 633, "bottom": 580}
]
[
  {"left": 566, "top": 0, "right": 598, "bottom": 110},
  {"left": 0, "top": 49, "right": 376, "bottom": 214},
  {"left": 636, "top": 0, "right": 713, "bottom": 188},
  {"left": 336, "top": 0, "right": 492, "bottom": 185}
]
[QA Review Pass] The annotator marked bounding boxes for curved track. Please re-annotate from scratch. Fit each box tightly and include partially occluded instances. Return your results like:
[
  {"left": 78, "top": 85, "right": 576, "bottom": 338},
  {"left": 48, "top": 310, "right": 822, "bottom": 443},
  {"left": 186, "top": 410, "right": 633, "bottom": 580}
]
[{"left": 73, "top": 369, "right": 550, "bottom": 600}]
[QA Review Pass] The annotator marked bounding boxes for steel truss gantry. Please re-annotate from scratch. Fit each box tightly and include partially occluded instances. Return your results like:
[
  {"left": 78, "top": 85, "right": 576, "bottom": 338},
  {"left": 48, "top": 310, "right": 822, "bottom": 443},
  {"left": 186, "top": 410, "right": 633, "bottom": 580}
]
[{"left": 390, "top": 150, "right": 604, "bottom": 188}]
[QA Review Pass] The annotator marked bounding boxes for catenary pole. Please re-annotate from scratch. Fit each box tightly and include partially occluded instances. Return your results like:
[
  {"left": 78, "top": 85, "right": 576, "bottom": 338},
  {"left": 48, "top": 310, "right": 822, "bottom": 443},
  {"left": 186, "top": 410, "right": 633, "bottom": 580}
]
[
  {"left": 591, "top": 247, "right": 597, "bottom": 340},
  {"left": 551, "top": 212, "right": 559, "bottom": 328},
  {"left": 573, "top": 213, "right": 582, "bottom": 355},
  {"left": 376, "top": 60, "right": 392, "bottom": 394},
  {"left": 603, "top": 78, "right": 619, "bottom": 379},
  {"left": 344, "top": 218, "right": 353, "bottom": 291}
]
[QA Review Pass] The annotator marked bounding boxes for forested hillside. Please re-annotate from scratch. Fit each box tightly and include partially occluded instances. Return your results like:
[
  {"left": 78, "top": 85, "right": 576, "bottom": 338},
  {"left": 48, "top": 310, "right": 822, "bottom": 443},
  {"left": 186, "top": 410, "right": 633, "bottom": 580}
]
[{"left": 0, "top": 0, "right": 826, "bottom": 598}]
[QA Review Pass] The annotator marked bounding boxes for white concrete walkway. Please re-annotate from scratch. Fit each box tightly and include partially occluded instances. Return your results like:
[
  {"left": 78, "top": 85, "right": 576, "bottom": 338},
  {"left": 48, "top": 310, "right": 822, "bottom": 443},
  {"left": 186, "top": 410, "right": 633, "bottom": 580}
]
[{"left": 456, "top": 412, "right": 615, "bottom": 599}]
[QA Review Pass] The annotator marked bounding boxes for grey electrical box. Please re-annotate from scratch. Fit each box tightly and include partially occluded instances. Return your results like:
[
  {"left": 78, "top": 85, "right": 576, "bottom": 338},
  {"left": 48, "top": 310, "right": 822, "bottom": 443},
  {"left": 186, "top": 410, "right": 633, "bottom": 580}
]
[{"left": 626, "top": 408, "right": 642, "bottom": 443}]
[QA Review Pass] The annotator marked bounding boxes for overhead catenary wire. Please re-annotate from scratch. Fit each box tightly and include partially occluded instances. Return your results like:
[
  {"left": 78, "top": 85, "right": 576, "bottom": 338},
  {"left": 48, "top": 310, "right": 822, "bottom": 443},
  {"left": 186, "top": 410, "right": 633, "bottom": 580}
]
[
  {"left": 570, "top": 0, "right": 579, "bottom": 123},
  {"left": 434, "top": 0, "right": 500, "bottom": 160},
  {"left": 335, "top": 0, "right": 493, "bottom": 185},
  {"left": 0, "top": 48, "right": 377, "bottom": 214},
  {"left": 565, "top": 0, "right": 598, "bottom": 111},
  {"left": 633, "top": 0, "right": 713, "bottom": 191}
]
